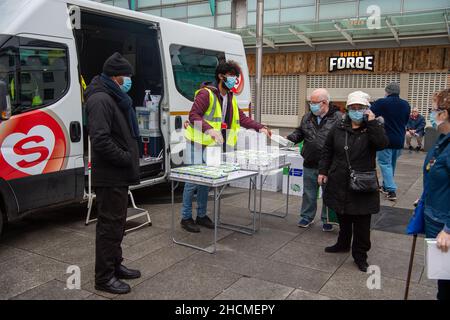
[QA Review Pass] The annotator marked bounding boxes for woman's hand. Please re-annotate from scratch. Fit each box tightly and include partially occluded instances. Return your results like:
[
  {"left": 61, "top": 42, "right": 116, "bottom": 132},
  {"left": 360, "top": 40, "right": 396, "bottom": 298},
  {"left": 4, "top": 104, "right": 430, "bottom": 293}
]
[
  {"left": 365, "top": 109, "right": 376, "bottom": 121},
  {"left": 436, "top": 230, "right": 450, "bottom": 253},
  {"left": 318, "top": 174, "right": 328, "bottom": 186}
]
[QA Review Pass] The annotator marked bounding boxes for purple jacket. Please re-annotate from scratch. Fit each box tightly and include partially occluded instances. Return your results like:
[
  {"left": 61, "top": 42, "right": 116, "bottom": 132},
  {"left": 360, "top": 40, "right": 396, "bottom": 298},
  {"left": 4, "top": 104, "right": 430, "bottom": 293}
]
[{"left": 189, "top": 84, "right": 264, "bottom": 133}]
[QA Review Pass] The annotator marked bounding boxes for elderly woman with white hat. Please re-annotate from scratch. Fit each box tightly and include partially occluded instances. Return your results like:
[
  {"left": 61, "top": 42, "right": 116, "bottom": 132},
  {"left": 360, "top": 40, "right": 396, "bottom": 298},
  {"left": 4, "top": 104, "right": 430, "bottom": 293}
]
[{"left": 318, "top": 91, "right": 389, "bottom": 272}]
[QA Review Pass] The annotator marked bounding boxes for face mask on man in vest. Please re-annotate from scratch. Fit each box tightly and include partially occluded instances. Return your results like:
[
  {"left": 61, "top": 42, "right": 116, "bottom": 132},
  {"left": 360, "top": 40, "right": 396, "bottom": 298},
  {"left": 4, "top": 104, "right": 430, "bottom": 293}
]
[{"left": 219, "top": 73, "right": 237, "bottom": 92}]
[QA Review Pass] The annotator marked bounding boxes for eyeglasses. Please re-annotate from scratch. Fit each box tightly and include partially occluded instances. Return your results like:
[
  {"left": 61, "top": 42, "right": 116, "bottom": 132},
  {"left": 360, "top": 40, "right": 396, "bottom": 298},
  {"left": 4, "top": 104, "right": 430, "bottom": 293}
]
[
  {"left": 348, "top": 105, "right": 368, "bottom": 111},
  {"left": 309, "top": 100, "right": 325, "bottom": 105}
]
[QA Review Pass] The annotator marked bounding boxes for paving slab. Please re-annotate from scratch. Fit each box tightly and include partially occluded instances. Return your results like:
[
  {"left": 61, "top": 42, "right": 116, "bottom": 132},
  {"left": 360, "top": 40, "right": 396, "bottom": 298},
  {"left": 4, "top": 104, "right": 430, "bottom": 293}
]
[
  {"left": 0, "top": 244, "right": 32, "bottom": 264},
  {"left": 319, "top": 266, "right": 407, "bottom": 300},
  {"left": 292, "top": 223, "right": 340, "bottom": 247},
  {"left": 2, "top": 227, "right": 90, "bottom": 253},
  {"left": 125, "top": 244, "right": 197, "bottom": 288},
  {"left": 188, "top": 250, "right": 330, "bottom": 293},
  {"left": 217, "top": 227, "right": 298, "bottom": 258},
  {"left": 269, "top": 241, "right": 349, "bottom": 273},
  {"left": 33, "top": 232, "right": 96, "bottom": 267},
  {"left": 12, "top": 279, "right": 91, "bottom": 300},
  {"left": 116, "top": 259, "right": 241, "bottom": 300},
  {"left": 370, "top": 230, "right": 424, "bottom": 256},
  {"left": 122, "top": 231, "right": 182, "bottom": 261},
  {"left": 286, "top": 289, "right": 332, "bottom": 300},
  {"left": 340, "top": 246, "right": 424, "bottom": 283},
  {"left": 214, "top": 277, "right": 294, "bottom": 300},
  {"left": 0, "top": 253, "right": 68, "bottom": 299}
]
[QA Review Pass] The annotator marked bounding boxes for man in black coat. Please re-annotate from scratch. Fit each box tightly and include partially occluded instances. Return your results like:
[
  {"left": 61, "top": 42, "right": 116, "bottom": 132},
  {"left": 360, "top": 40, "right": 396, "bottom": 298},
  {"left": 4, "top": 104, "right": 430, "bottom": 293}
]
[
  {"left": 85, "top": 52, "right": 141, "bottom": 294},
  {"left": 286, "top": 88, "right": 343, "bottom": 231}
]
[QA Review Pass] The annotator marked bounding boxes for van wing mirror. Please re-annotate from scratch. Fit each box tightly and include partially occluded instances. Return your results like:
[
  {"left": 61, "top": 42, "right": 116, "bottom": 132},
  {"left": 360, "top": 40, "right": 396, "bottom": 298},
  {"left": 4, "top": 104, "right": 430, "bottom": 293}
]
[{"left": 0, "top": 80, "right": 12, "bottom": 120}]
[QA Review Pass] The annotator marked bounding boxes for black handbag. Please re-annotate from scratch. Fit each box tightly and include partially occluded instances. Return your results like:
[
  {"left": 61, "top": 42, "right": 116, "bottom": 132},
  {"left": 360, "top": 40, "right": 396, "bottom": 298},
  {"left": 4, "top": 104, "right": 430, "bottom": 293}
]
[{"left": 344, "top": 131, "right": 379, "bottom": 192}]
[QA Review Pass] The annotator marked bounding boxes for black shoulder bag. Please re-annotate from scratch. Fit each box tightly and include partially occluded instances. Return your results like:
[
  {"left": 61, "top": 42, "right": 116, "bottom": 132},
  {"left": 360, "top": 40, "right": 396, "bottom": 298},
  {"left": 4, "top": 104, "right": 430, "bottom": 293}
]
[{"left": 344, "top": 131, "right": 379, "bottom": 192}]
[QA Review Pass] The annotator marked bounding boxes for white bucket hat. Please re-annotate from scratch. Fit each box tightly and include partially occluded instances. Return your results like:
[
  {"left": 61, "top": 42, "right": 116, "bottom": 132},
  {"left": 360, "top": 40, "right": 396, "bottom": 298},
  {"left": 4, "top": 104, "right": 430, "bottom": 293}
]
[{"left": 346, "top": 91, "right": 371, "bottom": 108}]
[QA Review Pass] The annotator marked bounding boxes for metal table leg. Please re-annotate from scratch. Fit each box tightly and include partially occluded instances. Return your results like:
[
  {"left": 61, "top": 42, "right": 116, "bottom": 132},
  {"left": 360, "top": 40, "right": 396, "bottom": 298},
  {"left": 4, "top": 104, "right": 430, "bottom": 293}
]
[
  {"left": 172, "top": 181, "right": 217, "bottom": 254},
  {"left": 217, "top": 177, "right": 258, "bottom": 235},
  {"left": 248, "top": 166, "right": 291, "bottom": 219}
]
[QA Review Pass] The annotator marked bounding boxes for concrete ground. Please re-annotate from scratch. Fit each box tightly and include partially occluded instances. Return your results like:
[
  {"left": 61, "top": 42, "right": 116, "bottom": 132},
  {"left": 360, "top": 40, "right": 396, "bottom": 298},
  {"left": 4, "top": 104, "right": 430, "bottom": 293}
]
[{"left": 0, "top": 147, "right": 436, "bottom": 300}]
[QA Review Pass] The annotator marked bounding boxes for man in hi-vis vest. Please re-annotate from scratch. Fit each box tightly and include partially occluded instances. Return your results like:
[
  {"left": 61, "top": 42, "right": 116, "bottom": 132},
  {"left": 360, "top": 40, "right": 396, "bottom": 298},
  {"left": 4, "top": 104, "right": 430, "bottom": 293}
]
[{"left": 181, "top": 61, "right": 271, "bottom": 233}]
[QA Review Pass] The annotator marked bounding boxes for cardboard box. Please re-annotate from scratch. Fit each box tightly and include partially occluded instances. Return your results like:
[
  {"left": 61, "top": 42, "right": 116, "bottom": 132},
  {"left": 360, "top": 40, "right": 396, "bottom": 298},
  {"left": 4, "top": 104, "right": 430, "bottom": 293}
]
[
  {"left": 229, "top": 169, "right": 283, "bottom": 192},
  {"left": 282, "top": 153, "right": 323, "bottom": 198}
]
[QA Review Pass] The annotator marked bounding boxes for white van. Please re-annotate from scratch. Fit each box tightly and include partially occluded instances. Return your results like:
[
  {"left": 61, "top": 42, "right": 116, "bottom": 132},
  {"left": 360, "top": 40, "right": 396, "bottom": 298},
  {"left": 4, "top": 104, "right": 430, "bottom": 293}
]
[{"left": 0, "top": 0, "right": 252, "bottom": 235}]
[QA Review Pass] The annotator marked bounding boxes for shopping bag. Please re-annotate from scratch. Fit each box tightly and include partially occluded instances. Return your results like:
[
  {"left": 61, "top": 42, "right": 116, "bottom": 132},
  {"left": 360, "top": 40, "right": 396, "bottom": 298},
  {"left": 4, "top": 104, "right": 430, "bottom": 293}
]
[
  {"left": 406, "top": 191, "right": 425, "bottom": 235},
  {"left": 325, "top": 207, "right": 339, "bottom": 225}
]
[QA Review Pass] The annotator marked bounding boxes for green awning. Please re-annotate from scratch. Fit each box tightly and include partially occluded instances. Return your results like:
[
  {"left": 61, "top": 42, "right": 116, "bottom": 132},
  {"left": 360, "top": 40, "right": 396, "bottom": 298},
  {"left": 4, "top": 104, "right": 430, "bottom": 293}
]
[{"left": 223, "top": 9, "right": 450, "bottom": 48}]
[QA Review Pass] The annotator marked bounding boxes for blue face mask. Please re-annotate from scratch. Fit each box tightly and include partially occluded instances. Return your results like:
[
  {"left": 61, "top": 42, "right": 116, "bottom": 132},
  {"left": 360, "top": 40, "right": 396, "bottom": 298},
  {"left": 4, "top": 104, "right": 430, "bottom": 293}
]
[
  {"left": 348, "top": 110, "right": 365, "bottom": 123},
  {"left": 309, "top": 103, "right": 321, "bottom": 115},
  {"left": 224, "top": 76, "right": 237, "bottom": 90},
  {"left": 430, "top": 111, "right": 446, "bottom": 129},
  {"left": 120, "top": 77, "right": 132, "bottom": 93}
]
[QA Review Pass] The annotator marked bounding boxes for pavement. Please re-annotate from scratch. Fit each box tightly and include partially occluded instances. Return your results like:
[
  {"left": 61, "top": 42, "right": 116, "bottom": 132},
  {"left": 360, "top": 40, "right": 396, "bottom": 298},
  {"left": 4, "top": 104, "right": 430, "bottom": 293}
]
[{"left": 0, "top": 145, "right": 437, "bottom": 300}]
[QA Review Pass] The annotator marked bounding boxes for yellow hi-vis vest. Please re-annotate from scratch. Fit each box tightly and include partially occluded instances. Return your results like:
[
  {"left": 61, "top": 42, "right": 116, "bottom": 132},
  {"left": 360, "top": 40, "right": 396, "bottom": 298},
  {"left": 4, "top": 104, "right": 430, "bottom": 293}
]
[{"left": 185, "top": 87, "right": 241, "bottom": 147}]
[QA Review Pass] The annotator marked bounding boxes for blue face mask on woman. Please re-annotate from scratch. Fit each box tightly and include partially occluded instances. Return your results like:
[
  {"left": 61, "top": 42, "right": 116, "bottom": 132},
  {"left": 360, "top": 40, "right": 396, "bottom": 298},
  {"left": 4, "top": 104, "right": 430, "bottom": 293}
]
[
  {"left": 120, "top": 77, "right": 132, "bottom": 93},
  {"left": 430, "top": 110, "right": 446, "bottom": 129},
  {"left": 224, "top": 76, "right": 237, "bottom": 90},
  {"left": 348, "top": 109, "right": 366, "bottom": 123}
]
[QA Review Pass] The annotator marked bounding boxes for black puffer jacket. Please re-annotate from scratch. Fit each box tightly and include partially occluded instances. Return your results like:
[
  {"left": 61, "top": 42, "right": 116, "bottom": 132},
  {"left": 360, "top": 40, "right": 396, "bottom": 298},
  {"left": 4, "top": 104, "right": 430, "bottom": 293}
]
[
  {"left": 318, "top": 116, "right": 389, "bottom": 216},
  {"left": 85, "top": 76, "right": 140, "bottom": 187},
  {"left": 287, "top": 106, "right": 343, "bottom": 168}
]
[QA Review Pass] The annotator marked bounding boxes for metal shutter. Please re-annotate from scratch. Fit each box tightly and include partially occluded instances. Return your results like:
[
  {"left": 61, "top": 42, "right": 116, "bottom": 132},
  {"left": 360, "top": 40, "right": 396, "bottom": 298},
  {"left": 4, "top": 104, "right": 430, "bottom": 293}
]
[
  {"left": 307, "top": 73, "right": 401, "bottom": 89},
  {"left": 408, "top": 72, "right": 449, "bottom": 119},
  {"left": 249, "top": 75, "right": 300, "bottom": 127}
]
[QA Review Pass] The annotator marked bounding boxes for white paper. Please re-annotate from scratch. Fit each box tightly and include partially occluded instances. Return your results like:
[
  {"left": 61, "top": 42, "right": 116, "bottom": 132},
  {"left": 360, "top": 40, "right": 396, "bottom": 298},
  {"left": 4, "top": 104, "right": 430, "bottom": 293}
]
[
  {"left": 425, "top": 238, "right": 450, "bottom": 280},
  {"left": 205, "top": 146, "right": 222, "bottom": 167},
  {"left": 270, "top": 134, "right": 295, "bottom": 147}
]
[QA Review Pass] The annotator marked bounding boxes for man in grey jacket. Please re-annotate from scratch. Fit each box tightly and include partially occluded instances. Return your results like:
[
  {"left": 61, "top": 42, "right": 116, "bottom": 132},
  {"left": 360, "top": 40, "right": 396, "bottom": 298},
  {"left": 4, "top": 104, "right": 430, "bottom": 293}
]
[{"left": 287, "top": 89, "right": 343, "bottom": 231}]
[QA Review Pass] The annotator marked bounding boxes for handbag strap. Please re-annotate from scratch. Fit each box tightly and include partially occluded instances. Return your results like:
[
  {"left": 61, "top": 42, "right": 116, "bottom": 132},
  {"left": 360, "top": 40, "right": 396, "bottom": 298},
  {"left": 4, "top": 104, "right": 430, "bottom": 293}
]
[{"left": 344, "top": 131, "right": 352, "bottom": 171}]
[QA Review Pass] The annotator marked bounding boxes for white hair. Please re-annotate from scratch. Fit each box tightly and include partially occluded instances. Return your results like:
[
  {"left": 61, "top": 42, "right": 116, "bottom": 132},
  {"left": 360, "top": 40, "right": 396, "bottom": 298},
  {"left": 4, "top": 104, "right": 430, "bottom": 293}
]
[{"left": 311, "top": 88, "right": 331, "bottom": 102}]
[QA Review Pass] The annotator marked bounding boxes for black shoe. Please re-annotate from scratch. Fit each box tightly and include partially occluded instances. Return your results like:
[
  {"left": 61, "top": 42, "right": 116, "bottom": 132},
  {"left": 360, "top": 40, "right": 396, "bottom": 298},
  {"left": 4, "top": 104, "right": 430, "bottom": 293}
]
[
  {"left": 408, "top": 146, "right": 413, "bottom": 151},
  {"left": 95, "top": 277, "right": 131, "bottom": 294},
  {"left": 181, "top": 218, "right": 200, "bottom": 233},
  {"left": 387, "top": 192, "right": 397, "bottom": 201},
  {"left": 115, "top": 265, "right": 141, "bottom": 280},
  {"left": 355, "top": 261, "right": 369, "bottom": 272},
  {"left": 325, "top": 244, "right": 350, "bottom": 253},
  {"left": 196, "top": 215, "right": 214, "bottom": 229},
  {"left": 415, "top": 146, "right": 421, "bottom": 152}
]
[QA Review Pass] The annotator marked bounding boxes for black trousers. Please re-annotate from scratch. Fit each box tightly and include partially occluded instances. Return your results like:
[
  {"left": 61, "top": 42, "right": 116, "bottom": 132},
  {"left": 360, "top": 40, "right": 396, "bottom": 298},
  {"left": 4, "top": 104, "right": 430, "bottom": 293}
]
[
  {"left": 336, "top": 213, "right": 372, "bottom": 263},
  {"left": 95, "top": 187, "right": 128, "bottom": 284},
  {"left": 438, "top": 280, "right": 450, "bottom": 300}
]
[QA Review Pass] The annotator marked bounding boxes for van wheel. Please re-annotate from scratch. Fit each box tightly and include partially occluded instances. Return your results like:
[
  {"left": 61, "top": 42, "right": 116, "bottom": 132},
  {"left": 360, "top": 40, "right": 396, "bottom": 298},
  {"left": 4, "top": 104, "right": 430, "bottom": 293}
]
[{"left": 0, "top": 208, "right": 3, "bottom": 238}]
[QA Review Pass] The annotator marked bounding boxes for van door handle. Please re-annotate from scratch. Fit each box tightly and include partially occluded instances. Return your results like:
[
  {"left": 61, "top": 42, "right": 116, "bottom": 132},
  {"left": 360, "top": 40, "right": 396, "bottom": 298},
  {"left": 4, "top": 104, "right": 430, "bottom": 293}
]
[
  {"left": 175, "top": 116, "right": 182, "bottom": 130},
  {"left": 70, "top": 121, "right": 81, "bottom": 142}
]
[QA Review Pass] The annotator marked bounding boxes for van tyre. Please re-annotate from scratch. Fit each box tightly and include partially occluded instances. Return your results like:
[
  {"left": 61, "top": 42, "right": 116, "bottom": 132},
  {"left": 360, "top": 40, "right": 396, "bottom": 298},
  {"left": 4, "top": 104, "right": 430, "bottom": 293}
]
[{"left": 0, "top": 208, "right": 4, "bottom": 238}]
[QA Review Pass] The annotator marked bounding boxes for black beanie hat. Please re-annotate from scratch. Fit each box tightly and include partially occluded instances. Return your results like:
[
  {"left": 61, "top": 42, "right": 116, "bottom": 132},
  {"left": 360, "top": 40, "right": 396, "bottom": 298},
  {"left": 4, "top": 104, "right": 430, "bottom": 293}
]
[{"left": 103, "top": 52, "right": 133, "bottom": 77}]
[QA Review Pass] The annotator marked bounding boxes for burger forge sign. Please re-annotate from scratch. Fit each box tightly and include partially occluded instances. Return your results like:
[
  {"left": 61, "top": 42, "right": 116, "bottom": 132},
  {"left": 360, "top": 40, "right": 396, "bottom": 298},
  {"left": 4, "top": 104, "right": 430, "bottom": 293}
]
[{"left": 329, "top": 51, "right": 374, "bottom": 72}]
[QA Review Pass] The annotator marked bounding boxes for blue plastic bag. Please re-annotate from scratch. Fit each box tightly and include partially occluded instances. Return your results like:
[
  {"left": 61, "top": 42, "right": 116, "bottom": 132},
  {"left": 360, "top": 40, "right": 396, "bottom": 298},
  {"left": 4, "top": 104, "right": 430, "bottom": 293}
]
[{"left": 406, "top": 191, "right": 425, "bottom": 235}]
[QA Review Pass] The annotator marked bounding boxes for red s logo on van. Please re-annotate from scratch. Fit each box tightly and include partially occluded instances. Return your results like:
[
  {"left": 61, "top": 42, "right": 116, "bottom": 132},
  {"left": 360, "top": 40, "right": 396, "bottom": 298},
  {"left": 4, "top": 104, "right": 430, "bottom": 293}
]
[
  {"left": 231, "top": 68, "right": 244, "bottom": 95},
  {"left": 0, "top": 110, "right": 68, "bottom": 180}
]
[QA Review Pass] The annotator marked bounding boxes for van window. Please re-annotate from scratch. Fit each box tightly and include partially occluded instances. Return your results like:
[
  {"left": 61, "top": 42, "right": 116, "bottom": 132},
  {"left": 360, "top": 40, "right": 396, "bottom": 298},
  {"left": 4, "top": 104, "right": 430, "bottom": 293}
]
[
  {"left": 0, "top": 36, "right": 69, "bottom": 115},
  {"left": 170, "top": 44, "right": 225, "bottom": 101}
]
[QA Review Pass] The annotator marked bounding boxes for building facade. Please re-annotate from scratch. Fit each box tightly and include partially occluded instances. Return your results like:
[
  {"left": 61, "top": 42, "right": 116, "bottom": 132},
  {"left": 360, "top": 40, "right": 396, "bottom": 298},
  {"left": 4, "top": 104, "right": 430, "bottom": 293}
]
[{"left": 93, "top": 0, "right": 450, "bottom": 127}]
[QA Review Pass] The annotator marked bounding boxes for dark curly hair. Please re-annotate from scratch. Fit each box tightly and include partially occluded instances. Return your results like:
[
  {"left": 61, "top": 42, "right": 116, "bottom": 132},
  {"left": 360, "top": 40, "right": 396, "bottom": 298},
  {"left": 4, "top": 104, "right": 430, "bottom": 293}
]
[{"left": 215, "top": 60, "right": 240, "bottom": 84}]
